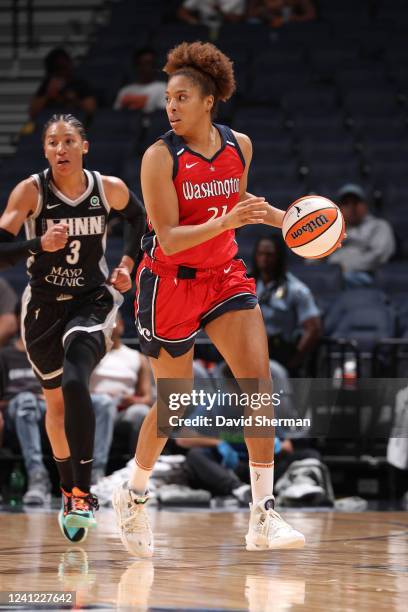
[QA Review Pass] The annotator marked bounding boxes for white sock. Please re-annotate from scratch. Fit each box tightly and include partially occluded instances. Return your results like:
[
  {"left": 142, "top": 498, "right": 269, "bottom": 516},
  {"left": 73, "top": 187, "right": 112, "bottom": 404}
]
[
  {"left": 249, "top": 460, "right": 274, "bottom": 505},
  {"left": 129, "top": 458, "right": 152, "bottom": 495}
]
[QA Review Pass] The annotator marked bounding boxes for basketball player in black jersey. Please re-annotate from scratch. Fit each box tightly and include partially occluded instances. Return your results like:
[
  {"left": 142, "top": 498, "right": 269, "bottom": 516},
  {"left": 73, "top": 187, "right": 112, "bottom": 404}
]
[{"left": 0, "top": 114, "right": 145, "bottom": 543}]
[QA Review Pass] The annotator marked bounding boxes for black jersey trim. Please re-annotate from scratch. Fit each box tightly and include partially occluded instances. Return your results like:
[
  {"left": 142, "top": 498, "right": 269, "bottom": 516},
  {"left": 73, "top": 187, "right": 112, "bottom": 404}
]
[
  {"left": 221, "top": 125, "right": 246, "bottom": 170},
  {"left": 28, "top": 174, "right": 44, "bottom": 221},
  {"left": 160, "top": 130, "right": 180, "bottom": 180},
  {"left": 180, "top": 123, "right": 227, "bottom": 164},
  {"left": 159, "top": 123, "right": 239, "bottom": 175},
  {"left": 93, "top": 171, "right": 111, "bottom": 212},
  {"left": 49, "top": 169, "right": 94, "bottom": 207}
]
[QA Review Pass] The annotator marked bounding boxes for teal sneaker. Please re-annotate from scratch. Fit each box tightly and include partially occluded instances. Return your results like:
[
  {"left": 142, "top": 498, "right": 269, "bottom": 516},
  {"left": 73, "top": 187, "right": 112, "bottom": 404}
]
[
  {"left": 58, "top": 489, "right": 88, "bottom": 543},
  {"left": 64, "top": 487, "right": 99, "bottom": 530}
]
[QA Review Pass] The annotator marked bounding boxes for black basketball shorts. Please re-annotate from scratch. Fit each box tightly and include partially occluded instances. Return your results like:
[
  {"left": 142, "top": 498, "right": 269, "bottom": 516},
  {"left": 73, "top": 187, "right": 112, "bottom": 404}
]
[{"left": 21, "top": 284, "right": 123, "bottom": 389}]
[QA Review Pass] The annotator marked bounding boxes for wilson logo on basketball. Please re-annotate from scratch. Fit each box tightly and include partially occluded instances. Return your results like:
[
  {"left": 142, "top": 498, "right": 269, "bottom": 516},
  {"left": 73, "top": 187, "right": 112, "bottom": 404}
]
[
  {"left": 286, "top": 208, "right": 338, "bottom": 248},
  {"left": 291, "top": 214, "right": 329, "bottom": 239}
]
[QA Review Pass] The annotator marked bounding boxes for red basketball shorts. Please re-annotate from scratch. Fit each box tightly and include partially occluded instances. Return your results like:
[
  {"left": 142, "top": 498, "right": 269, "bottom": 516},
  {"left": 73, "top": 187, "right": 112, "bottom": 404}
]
[{"left": 135, "top": 255, "right": 258, "bottom": 358}]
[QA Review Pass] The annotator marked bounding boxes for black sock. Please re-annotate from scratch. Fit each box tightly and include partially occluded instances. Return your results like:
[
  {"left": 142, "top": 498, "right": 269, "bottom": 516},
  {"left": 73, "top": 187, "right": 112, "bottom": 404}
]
[
  {"left": 54, "top": 456, "right": 73, "bottom": 492},
  {"left": 62, "top": 332, "right": 104, "bottom": 494}
]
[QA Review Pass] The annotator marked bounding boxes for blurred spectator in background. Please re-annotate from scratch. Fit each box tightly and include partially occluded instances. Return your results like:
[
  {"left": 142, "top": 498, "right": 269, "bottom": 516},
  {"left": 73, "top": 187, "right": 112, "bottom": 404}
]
[
  {"left": 0, "top": 279, "right": 17, "bottom": 348},
  {"left": 329, "top": 184, "right": 396, "bottom": 287},
  {"left": 29, "top": 48, "right": 97, "bottom": 119},
  {"left": 177, "top": 0, "right": 245, "bottom": 26},
  {"left": 90, "top": 312, "right": 153, "bottom": 481},
  {"left": 251, "top": 235, "right": 322, "bottom": 376},
  {"left": 114, "top": 47, "right": 166, "bottom": 113},
  {"left": 248, "top": 0, "right": 316, "bottom": 27},
  {"left": 177, "top": 434, "right": 296, "bottom": 504},
  {"left": 0, "top": 304, "right": 51, "bottom": 505},
  {"left": 387, "top": 384, "right": 408, "bottom": 509}
]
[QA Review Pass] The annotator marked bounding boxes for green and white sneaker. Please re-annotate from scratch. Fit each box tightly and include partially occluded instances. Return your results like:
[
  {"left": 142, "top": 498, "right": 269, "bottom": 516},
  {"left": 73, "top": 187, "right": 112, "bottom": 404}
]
[
  {"left": 58, "top": 489, "right": 88, "bottom": 543},
  {"left": 64, "top": 487, "right": 99, "bottom": 530}
]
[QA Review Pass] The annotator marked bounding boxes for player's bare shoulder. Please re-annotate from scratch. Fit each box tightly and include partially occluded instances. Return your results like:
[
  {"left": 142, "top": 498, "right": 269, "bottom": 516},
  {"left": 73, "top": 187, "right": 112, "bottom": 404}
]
[
  {"left": 100, "top": 175, "right": 128, "bottom": 210},
  {"left": 232, "top": 130, "right": 253, "bottom": 162},
  {"left": 8, "top": 176, "right": 39, "bottom": 215},
  {"left": 142, "top": 140, "right": 173, "bottom": 175}
]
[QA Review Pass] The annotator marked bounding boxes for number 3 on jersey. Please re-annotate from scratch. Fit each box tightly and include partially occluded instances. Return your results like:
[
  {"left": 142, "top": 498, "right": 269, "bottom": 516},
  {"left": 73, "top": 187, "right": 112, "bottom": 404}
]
[
  {"left": 66, "top": 240, "right": 81, "bottom": 264},
  {"left": 208, "top": 205, "right": 228, "bottom": 221}
]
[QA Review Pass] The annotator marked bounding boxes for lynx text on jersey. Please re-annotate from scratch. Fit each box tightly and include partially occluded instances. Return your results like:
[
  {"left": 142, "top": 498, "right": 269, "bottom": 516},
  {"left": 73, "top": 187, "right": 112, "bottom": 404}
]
[{"left": 43, "top": 216, "right": 105, "bottom": 236}]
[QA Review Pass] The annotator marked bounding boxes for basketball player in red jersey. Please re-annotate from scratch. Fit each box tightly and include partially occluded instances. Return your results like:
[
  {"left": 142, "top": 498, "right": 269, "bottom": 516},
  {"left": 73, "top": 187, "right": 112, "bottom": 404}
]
[{"left": 113, "top": 42, "right": 330, "bottom": 555}]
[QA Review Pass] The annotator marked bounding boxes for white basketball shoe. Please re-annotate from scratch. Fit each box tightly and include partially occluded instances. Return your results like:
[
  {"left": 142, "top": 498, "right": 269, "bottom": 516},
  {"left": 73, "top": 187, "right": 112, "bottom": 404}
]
[
  {"left": 245, "top": 496, "right": 305, "bottom": 551},
  {"left": 112, "top": 482, "right": 154, "bottom": 557}
]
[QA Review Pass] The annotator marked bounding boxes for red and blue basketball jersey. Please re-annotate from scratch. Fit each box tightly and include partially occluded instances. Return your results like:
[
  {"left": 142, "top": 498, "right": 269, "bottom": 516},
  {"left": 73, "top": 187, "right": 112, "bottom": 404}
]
[{"left": 141, "top": 123, "right": 245, "bottom": 268}]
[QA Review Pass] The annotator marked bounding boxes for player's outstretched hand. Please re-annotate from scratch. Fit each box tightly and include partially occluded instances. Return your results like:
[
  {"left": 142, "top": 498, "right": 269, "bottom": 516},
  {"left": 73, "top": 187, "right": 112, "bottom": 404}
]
[
  {"left": 41, "top": 223, "right": 69, "bottom": 252},
  {"left": 110, "top": 265, "right": 132, "bottom": 293},
  {"left": 223, "top": 196, "right": 268, "bottom": 230}
]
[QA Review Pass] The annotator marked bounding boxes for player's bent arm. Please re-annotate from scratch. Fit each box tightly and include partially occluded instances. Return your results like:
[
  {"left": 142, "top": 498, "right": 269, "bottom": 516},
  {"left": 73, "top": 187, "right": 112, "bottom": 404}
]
[
  {"left": 0, "top": 178, "right": 37, "bottom": 234},
  {"left": 0, "top": 179, "right": 44, "bottom": 268},
  {"left": 249, "top": 193, "right": 285, "bottom": 229},
  {"left": 142, "top": 143, "right": 268, "bottom": 256},
  {"left": 234, "top": 131, "right": 285, "bottom": 229},
  {"left": 103, "top": 175, "right": 146, "bottom": 273}
]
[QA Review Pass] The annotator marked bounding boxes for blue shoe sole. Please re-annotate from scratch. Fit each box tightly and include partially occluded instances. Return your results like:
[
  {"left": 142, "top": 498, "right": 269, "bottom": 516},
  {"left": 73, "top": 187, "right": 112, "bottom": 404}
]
[
  {"left": 65, "top": 512, "right": 97, "bottom": 530},
  {"left": 58, "top": 509, "right": 88, "bottom": 543}
]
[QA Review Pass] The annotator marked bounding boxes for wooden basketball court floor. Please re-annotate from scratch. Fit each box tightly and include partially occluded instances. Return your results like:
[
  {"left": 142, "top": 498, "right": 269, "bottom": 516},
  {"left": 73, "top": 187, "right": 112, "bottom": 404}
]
[{"left": 0, "top": 508, "right": 407, "bottom": 611}]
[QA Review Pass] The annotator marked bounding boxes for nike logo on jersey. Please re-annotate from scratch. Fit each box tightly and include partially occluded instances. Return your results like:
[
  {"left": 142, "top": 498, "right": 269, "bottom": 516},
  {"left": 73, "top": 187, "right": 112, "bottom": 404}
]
[
  {"left": 46, "top": 203, "right": 61, "bottom": 209},
  {"left": 80, "top": 458, "right": 93, "bottom": 464},
  {"left": 186, "top": 162, "right": 199, "bottom": 169},
  {"left": 224, "top": 265, "right": 232, "bottom": 274}
]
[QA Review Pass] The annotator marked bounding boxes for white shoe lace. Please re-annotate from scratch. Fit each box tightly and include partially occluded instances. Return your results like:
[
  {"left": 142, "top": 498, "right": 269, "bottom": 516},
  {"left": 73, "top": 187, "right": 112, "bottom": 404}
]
[
  {"left": 255, "top": 508, "right": 292, "bottom": 539},
  {"left": 120, "top": 492, "right": 151, "bottom": 537}
]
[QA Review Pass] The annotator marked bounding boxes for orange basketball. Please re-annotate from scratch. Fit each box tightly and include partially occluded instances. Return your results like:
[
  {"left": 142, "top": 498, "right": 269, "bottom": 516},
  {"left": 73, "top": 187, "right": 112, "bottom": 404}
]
[{"left": 282, "top": 195, "right": 345, "bottom": 259}]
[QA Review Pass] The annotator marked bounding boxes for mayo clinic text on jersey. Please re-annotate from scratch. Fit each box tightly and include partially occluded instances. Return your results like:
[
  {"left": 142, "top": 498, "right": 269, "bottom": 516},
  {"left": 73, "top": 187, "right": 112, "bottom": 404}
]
[{"left": 45, "top": 266, "right": 85, "bottom": 287}]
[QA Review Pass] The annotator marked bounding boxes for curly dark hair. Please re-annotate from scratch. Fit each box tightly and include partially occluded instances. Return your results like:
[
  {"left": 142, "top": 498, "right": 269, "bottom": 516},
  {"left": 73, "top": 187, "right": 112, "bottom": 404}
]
[{"left": 163, "top": 41, "right": 236, "bottom": 113}]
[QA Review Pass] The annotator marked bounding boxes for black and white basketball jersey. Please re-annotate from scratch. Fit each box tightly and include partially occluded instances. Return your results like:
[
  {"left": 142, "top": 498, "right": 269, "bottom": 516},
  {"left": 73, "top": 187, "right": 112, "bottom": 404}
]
[{"left": 25, "top": 168, "right": 110, "bottom": 296}]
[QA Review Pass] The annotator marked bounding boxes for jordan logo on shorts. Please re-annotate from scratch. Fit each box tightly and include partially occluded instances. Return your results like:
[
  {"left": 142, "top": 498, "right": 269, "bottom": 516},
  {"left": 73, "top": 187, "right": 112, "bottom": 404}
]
[{"left": 137, "top": 318, "right": 152, "bottom": 342}]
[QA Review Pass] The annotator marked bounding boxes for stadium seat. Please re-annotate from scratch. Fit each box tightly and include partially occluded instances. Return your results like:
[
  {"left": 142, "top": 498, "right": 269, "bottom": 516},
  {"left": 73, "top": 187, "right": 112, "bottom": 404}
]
[
  {"left": 375, "top": 262, "right": 408, "bottom": 296},
  {"left": 282, "top": 89, "right": 338, "bottom": 113},
  {"left": 324, "top": 288, "right": 397, "bottom": 351},
  {"left": 139, "top": 111, "right": 171, "bottom": 149},
  {"left": 343, "top": 92, "right": 399, "bottom": 118},
  {"left": 289, "top": 263, "right": 343, "bottom": 312},
  {"left": 88, "top": 109, "right": 142, "bottom": 142}
]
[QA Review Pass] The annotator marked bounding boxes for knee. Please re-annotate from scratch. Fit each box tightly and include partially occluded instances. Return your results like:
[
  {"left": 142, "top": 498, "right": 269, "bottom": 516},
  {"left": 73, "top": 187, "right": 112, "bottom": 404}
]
[{"left": 62, "top": 373, "right": 86, "bottom": 399}]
